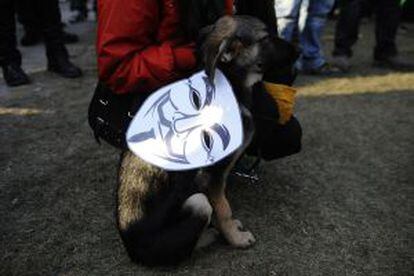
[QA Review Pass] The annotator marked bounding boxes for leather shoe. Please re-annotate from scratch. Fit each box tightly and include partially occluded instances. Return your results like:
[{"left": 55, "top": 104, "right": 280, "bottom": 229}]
[
  {"left": 302, "top": 62, "right": 343, "bottom": 76},
  {"left": 48, "top": 55, "right": 82, "bottom": 78},
  {"left": 1, "top": 64, "right": 31, "bottom": 87}
]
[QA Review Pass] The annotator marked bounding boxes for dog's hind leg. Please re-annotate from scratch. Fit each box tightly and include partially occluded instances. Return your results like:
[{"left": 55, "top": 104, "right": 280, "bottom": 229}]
[
  {"left": 117, "top": 151, "right": 213, "bottom": 266},
  {"left": 195, "top": 227, "right": 219, "bottom": 249},
  {"left": 119, "top": 192, "right": 213, "bottom": 266}
]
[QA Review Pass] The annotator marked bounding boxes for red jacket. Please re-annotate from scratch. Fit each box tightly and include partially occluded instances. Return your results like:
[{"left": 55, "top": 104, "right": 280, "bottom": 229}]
[{"left": 97, "top": 0, "right": 233, "bottom": 94}]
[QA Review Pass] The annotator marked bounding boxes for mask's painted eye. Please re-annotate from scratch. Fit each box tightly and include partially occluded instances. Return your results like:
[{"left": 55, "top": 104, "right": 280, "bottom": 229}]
[
  {"left": 190, "top": 88, "right": 202, "bottom": 110},
  {"left": 201, "top": 130, "right": 213, "bottom": 152}
]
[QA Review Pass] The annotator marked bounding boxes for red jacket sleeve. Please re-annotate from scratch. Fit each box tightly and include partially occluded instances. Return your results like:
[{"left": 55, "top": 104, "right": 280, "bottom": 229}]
[{"left": 96, "top": 0, "right": 196, "bottom": 94}]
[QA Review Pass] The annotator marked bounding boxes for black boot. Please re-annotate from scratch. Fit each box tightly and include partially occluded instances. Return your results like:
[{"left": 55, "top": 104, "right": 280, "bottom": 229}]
[
  {"left": 47, "top": 53, "right": 82, "bottom": 78},
  {"left": 39, "top": 0, "right": 82, "bottom": 79},
  {"left": 1, "top": 64, "right": 31, "bottom": 87}
]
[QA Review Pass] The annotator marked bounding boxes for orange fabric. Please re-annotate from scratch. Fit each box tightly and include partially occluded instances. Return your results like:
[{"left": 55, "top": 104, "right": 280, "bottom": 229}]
[{"left": 263, "top": 82, "right": 297, "bottom": 125}]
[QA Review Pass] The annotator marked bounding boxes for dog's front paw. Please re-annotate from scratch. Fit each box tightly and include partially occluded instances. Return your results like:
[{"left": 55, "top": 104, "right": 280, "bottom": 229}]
[
  {"left": 221, "top": 219, "right": 256, "bottom": 248},
  {"left": 230, "top": 229, "right": 256, "bottom": 248}
]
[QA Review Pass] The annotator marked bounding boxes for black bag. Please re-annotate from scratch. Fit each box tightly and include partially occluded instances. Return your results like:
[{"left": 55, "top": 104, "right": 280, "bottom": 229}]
[
  {"left": 88, "top": 82, "right": 147, "bottom": 149},
  {"left": 246, "top": 83, "right": 302, "bottom": 160}
]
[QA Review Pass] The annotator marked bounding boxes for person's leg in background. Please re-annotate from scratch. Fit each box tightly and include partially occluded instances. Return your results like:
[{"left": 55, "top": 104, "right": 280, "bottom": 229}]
[
  {"left": 16, "top": 0, "right": 79, "bottom": 47},
  {"left": 374, "top": 0, "right": 399, "bottom": 61},
  {"left": 331, "top": 0, "right": 364, "bottom": 72},
  {"left": 16, "top": 0, "right": 80, "bottom": 47},
  {"left": 275, "top": 0, "right": 302, "bottom": 42},
  {"left": 298, "top": 0, "right": 339, "bottom": 75},
  {"left": 22, "top": 0, "right": 82, "bottom": 78},
  {"left": 16, "top": 0, "right": 43, "bottom": 47},
  {"left": 373, "top": 0, "right": 414, "bottom": 70},
  {"left": 0, "top": 0, "right": 30, "bottom": 86}
]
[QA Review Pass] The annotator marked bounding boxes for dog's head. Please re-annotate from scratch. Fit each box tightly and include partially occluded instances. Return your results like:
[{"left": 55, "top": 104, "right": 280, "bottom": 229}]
[{"left": 200, "top": 15, "right": 298, "bottom": 89}]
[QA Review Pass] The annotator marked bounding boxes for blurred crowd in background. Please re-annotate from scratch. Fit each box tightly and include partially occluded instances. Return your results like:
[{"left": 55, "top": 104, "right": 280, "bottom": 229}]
[{"left": 0, "top": 0, "right": 413, "bottom": 87}]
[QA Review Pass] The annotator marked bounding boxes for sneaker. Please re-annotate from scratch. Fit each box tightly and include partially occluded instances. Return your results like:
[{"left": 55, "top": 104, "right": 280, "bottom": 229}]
[
  {"left": 1, "top": 64, "right": 31, "bottom": 87},
  {"left": 302, "top": 62, "right": 343, "bottom": 76},
  {"left": 373, "top": 56, "right": 414, "bottom": 72},
  {"left": 331, "top": 55, "right": 351, "bottom": 72}
]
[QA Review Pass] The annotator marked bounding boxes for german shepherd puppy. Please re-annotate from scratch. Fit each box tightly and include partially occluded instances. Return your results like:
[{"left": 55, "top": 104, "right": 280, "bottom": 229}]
[{"left": 117, "top": 16, "right": 297, "bottom": 266}]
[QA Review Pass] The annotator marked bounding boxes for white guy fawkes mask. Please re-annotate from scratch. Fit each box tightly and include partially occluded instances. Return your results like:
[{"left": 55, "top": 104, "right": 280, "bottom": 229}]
[{"left": 126, "top": 70, "right": 243, "bottom": 171}]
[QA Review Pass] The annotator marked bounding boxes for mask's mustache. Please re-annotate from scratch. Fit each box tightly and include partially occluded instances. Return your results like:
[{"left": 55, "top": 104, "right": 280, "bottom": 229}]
[
  {"left": 173, "top": 113, "right": 202, "bottom": 134},
  {"left": 173, "top": 106, "right": 223, "bottom": 134}
]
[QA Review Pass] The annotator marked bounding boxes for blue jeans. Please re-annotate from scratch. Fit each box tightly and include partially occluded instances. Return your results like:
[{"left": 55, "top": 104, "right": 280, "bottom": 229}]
[{"left": 275, "top": 0, "right": 335, "bottom": 71}]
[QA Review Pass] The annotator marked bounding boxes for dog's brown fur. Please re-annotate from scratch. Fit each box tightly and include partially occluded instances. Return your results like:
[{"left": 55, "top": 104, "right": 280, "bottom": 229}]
[{"left": 118, "top": 152, "right": 167, "bottom": 230}]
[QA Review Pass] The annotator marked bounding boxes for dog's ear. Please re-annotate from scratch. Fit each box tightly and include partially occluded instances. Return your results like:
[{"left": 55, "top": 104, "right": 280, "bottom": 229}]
[
  {"left": 200, "top": 16, "right": 241, "bottom": 83},
  {"left": 204, "top": 37, "right": 243, "bottom": 84},
  {"left": 204, "top": 37, "right": 229, "bottom": 83}
]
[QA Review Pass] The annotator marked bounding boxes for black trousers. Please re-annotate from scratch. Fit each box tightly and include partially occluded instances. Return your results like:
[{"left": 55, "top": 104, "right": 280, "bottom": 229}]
[
  {"left": 333, "top": 0, "right": 401, "bottom": 60},
  {"left": 0, "top": 0, "right": 67, "bottom": 67},
  {"left": 16, "top": 0, "right": 41, "bottom": 34},
  {"left": 0, "top": 0, "right": 21, "bottom": 66}
]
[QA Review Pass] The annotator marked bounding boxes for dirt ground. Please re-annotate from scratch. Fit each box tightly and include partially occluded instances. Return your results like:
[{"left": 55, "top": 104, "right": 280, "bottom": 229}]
[{"left": 1, "top": 18, "right": 413, "bottom": 276}]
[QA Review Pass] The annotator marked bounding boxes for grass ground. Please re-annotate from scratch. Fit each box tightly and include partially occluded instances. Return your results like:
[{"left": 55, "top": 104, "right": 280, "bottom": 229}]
[{"left": 0, "top": 19, "right": 413, "bottom": 275}]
